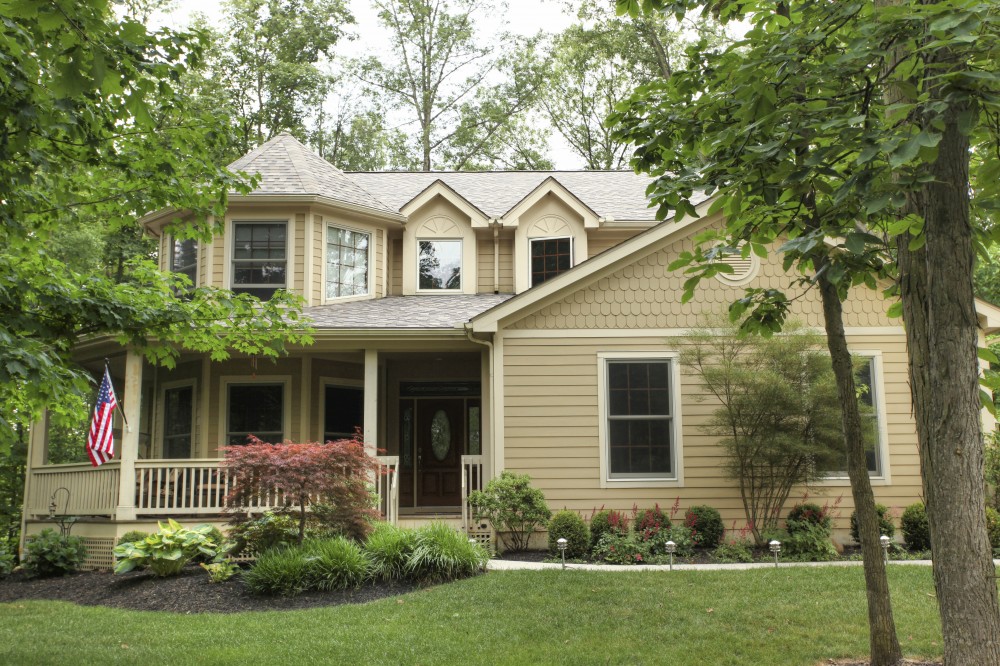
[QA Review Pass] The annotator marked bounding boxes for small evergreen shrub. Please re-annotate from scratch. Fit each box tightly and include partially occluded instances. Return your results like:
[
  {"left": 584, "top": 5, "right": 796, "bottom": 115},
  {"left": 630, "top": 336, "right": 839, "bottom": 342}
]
[
  {"left": 114, "top": 519, "right": 224, "bottom": 577},
  {"left": 685, "top": 505, "right": 724, "bottom": 548},
  {"left": 243, "top": 547, "right": 311, "bottom": 597},
  {"left": 365, "top": 523, "right": 417, "bottom": 582},
  {"left": 228, "top": 512, "right": 300, "bottom": 557},
  {"left": 713, "top": 541, "right": 753, "bottom": 563},
  {"left": 850, "top": 504, "right": 895, "bottom": 543},
  {"left": 634, "top": 505, "right": 671, "bottom": 543},
  {"left": 592, "top": 533, "right": 650, "bottom": 564},
  {"left": 405, "top": 522, "right": 489, "bottom": 584},
  {"left": 547, "top": 511, "right": 589, "bottom": 559},
  {"left": 303, "top": 537, "right": 371, "bottom": 591},
  {"left": 467, "top": 471, "right": 551, "bottom": 553},
  {"left": 116, "top": 530, "right": 152, "bottom": 547},
  {"left": 0, "top": 545, "right": 14, "bottom": 577},
  {"left": 901, "top": 502, "right": 930, "bottom": 551},
  {"left": 23, "top": 529, "right": 86, "bottom": 578},
  {"left": 589, "top": 509, "right": 629, "bottom": 551},
  {"left": 987, "top": 507, "right": 1000, "bottom": 552}
]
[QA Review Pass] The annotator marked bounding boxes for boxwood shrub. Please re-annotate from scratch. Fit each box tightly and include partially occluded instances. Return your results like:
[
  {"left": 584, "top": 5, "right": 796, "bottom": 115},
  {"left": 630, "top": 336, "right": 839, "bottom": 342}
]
[
  {"left": 901, "top": 502, "right": 930, "bottom": 551},
  {"left": 685, "top": 505, "right": 724, "bottom": 548},
  {"left": 547, "top": 510, "right": 589, "bottom": 559},
  {"left": 850, "top": 504, "right": 895, "bottom": 543},
  {"left": 589, "top": 509, "right": 628, "bottom": 551}
]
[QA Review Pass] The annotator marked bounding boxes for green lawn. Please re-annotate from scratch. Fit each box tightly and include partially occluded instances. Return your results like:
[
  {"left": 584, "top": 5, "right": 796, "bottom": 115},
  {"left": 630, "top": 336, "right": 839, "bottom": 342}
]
[{"left": 0, "top": 566, "right": 947, "bottom": 665}]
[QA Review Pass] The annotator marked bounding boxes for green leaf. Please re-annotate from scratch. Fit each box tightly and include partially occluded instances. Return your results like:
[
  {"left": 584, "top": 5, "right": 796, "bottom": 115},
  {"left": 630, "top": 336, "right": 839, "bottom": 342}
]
[
  {"left": 886, "top": 302, "right": 903, "bottom": 319},
  {"left": 978, "top": 347, "right": 999, "bottom": 364}
]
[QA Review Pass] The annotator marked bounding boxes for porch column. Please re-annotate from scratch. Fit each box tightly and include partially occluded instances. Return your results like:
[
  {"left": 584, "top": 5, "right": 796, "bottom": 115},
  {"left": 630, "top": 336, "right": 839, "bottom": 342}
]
[
  {"left": 363, "top": 349, "right": 378, "bottom": 457},
  {"left": 115, "top": 349, "right": 143, "bottom": 521}
]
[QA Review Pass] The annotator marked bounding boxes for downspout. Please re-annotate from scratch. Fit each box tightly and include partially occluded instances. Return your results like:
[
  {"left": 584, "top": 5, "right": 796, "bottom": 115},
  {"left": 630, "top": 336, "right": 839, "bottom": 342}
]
[
  {"left": 490, "top": 218, "right": 501, "bottom": 294},
  {"left": 464, "top": 324, "right": 496, "bottom": 486}
]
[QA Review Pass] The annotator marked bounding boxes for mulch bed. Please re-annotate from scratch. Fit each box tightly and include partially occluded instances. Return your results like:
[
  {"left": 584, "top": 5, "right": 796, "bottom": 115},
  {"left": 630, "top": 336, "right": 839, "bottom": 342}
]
[{"left": 0, "top": 566, "right": 417, "bottom": 614}]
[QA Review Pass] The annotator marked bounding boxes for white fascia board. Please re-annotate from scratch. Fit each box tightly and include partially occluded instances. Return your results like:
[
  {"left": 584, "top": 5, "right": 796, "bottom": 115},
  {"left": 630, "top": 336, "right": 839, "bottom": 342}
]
[
  {"left": 501, "top": 176, "right": 600, "bottom": 229},
  {"left": 399, "top": 180, "right": 491, "bottom": 227}
]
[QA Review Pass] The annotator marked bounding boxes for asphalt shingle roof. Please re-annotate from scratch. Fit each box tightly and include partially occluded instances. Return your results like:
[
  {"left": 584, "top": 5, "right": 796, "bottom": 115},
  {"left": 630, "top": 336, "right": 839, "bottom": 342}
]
[
  {"left": 303, "top": 294, "right": 514, "bottom": 329},
  {"left": 348, "top": 171, "right": 663, "bottom": 221},
  {"left": 228, "top": 133, "right": 396, "bottom": 215}
]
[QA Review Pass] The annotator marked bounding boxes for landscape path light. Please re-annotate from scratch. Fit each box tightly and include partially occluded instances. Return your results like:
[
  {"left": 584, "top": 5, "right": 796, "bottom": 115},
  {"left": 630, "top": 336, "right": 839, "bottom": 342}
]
[
  {"left": 557, "top": 537, "right": 568, "bottom": 569},
  {"left": 769, "top": 539, "right": 781, "bottom": 568},
  {"left": 665, "top": 540, "right": 677, "bottom": 571},
  {"left": 880, "top": 535, "right": 890, "bottom": 564}
]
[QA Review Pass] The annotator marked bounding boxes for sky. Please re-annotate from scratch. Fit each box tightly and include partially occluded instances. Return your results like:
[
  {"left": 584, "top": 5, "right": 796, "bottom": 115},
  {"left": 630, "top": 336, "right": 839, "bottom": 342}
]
[{"left": 157, "top": 0, "right": 586, "bottom": 168}]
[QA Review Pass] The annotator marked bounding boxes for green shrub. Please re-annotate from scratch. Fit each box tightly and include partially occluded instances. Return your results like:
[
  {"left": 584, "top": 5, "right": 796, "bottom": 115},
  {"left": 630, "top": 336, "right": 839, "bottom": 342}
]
[
  {"left": 685, "top": 505, "right": 724, "bottom": 548},
  {"left": 547, "top": 511, "right": 589, "bottom": 559},
  {"left": 228, "top": 512, "right": 300, "bottom": 557},
  {"left": 113, "top": 519, "right": 223, "bottom": 577},
  {"left": 901, "top": 502, "right": 930, "bottom": 551},
  {"left": 713, "top": 541, "right": 753, "bottom": 563},
  {"left": 303, "top": 537, "right": 371, "bottom": 591},
  {"left": 634, "top": 505, "right": 671, "bottom": 542},
  {"left": 116, "top": 530, "right": 151, "bottom": 547},
  {"left": 592, "top": 532, "right": 650, "bottom": 564},
  {"left": 243, "top": 547, "right": 311, "bottom": 597},
  {"left": 192, "top": 526, "right": 228, "bottom": 563},
  {"left": 467, "top": 471, "right": 551, "bottom": 553},
  {"left": 200, "top": 560, "right": 240, "bottom": 583},
  {"left": 850, "top": 504, "right": 895, "bottom": 543},
  {"left": 405, "top": 522, "right": 489, "bottom": 584},
  {"left": 786, "top": 503, "right": 831, "bottom": 533},
  {"left": 663, "top": 525, "right": 695, "bottom": 557},
  {"left": 783, "top": 522, "right": 838, "bottom": 561},
  {"left": 987, "top": 507, "right": 1000, "bottom": 552},
  {"left": 23, "top": 529, "right": 86, "bottom": 578},
  {"left": 0, "top": 545, "right": 14, "bottom": 577},
  {"left": 309, "top": 501, "right": 375, "bottom": 542},
  {"left": 589, "top": 509, "right": 629, "bottom": 551},
  {"left": 365, "top": 523, "right": 417, "bottom": 582}
]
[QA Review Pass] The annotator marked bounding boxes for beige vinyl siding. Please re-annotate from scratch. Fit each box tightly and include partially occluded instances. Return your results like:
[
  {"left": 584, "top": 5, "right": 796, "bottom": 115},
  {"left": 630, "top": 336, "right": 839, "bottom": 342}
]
[
  {"left": 587, "top": 229, "right": 645, "bottom": 258},
  {"left": 311, "top": 214, "right": 324, "bottom": 305},
  {"left": 211, "top": 232, "right": 225, "bottom": 288},
  {"left": 389, "top": 237, "right": 403, "bottom": 295},
  {"left": 477, "top": 234, "right": 514, "bottom": 293},
  {"left": 509, "top": 233, "right": 895, "bottom": 331},
  {"left": 292, "top": 213, "right": 306, "bottom": 294},
  {"left": 500, "top": 333, "right": 920, "bottom": 535},
  {"left": 375, "top": 229, "right": 385, "bottom": 298}
]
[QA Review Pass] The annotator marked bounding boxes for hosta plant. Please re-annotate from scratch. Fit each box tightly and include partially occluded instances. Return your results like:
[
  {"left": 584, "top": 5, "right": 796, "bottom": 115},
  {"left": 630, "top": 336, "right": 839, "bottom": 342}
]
[{"left": 114, "top": 519, "right": 224, "bottom": 577}]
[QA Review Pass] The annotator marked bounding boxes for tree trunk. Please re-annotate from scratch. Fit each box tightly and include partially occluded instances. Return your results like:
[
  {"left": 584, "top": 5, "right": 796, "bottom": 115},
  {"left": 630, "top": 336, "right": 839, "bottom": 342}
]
[
  {"left": 895, "top": 55, "right": 1000, "bottom": 665},
  {"left": 817, "top": 265, "right": 903, "bottom": 666}
]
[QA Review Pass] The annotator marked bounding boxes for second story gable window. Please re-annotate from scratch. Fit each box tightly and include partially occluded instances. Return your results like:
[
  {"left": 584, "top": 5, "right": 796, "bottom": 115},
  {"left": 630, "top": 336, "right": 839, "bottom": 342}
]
[
  {"left": 418, "top": 239, "right": 462, "bottom": 290},
  {"left": 170, "top": 237, "right": 198, "bottom": 286},
  {"left": 530, "top": 237, "right": 573, "bottom": 286},
  {"left": 327, "top": 225, "right": 370, "bottom": 299},
  {"left": 232, "top": 221, "right": 286, "bottom": 299}
]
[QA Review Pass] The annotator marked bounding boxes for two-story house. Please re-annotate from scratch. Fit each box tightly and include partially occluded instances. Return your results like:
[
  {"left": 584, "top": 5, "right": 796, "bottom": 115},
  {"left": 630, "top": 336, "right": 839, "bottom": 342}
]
[{"left": 21, "top": 133, "right": 1000, "bottom": 568}]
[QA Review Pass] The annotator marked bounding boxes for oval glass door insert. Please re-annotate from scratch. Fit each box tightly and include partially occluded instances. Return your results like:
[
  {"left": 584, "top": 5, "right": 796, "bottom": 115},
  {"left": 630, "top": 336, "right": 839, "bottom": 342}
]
[{"left": 430, "top": 410, "right": 451, "bottom": 461}]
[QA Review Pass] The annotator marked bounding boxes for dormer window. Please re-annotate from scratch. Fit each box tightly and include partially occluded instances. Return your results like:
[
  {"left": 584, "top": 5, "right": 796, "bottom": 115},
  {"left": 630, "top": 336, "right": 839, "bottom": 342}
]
[
  {"left": 170, "top": 237, "right": 198, "bottom": 286},
  {"left": 232, "top": 221, "right": 287, "bottom": 299},
  {"left": 327, "top": 225, "right": 370, "bottom": 299},
  {"left": 530, "top": 237, "right": 573, "bottom": 286},
  {"left": 418, "top": 239, "right": 462, "bottom": 290}
]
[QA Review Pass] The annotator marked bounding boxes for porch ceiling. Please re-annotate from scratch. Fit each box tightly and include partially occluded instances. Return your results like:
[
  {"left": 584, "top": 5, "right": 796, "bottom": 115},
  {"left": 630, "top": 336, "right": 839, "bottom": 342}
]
[{"left": 303, "top": 294, "right": 513, "bottom": 330}]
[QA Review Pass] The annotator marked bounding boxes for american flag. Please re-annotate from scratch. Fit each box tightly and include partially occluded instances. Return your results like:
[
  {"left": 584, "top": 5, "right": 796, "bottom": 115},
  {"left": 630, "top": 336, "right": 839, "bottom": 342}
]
[{"left": 86, "top": 368, "right": 118, "bottom": 467}]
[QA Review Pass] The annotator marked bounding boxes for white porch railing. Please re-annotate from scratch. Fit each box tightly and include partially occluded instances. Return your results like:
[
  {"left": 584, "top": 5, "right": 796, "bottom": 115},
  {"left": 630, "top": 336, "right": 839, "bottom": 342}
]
[
  {"left": 375, "top": 455, "right": 400, "bottom": 525},
  {"left": 135, "top": 460, "right": 237, "bottom": 515},
  {"left": 28, "top": 462, "right": 120, "bottom": 518},
  {"left": 461, "top": 455, "right": 484, "bottom": 532}
]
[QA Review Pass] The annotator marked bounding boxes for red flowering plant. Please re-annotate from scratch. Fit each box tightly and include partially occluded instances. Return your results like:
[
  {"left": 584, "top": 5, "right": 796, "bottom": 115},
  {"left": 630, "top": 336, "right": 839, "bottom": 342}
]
[{"left": 223, "top": 436, "right": 381, "bottom": 544}]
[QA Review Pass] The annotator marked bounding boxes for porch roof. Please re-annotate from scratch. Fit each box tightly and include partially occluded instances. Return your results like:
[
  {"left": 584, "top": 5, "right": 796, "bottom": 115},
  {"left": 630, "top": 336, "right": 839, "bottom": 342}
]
[{"left": 303, "top": 294, "right": 515, "bottom": 329}]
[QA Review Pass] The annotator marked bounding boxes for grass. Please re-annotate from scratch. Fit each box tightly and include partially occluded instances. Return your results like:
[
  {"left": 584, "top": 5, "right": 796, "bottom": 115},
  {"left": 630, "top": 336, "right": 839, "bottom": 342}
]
[{"left": 0, "top": 566, "right": 951, "bottom": 665}]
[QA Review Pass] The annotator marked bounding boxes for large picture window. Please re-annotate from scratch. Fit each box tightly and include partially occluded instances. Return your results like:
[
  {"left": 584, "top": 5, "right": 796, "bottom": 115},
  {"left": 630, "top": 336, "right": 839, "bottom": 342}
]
[
  {"left": 227, "top": 384, "right": 284, "bottom": 445},
  {"left": 170, "top": 237, "right": 198, "bottom": 286},
  {"left": 530, "top": 237, "right": 572, "bottom": 286},
  {"left": 326, "top": 226, "right": 369, "bottom": 299},
  {"left": 418, "top": 240, "right": 462, "bottom": 290},
  {"left": 232, "top": 222, "right": 287, "bottom": 299},
  {"left": 605, "top": 359, "right": 675, "bottom": 480}
]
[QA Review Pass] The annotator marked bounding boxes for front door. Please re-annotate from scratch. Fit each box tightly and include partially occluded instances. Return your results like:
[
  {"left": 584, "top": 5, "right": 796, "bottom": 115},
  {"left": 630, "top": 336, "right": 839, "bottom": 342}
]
[{"left": 416, "top": 398, "right": 464, "bottom": 507}]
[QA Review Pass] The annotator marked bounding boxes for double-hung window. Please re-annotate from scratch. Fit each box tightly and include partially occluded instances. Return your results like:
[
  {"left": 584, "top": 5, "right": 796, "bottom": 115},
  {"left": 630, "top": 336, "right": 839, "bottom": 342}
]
[
  {"left": 170, "top": 237, "right": 198, "bottom": 286},
  {"left": 232, "top": 222, "right": 287, "bottom": 299},
  {"left": 601, "top": 355, "right": 678, "bottom": 482},
  {"left": 530, "top": 237, "right": 572, "bottom": 286},
  {"left": 326, "top": 226, "right": 369, "bottom": 299},
  {"left": 819, "top": 355, "right": 885, "bottom": 477}
]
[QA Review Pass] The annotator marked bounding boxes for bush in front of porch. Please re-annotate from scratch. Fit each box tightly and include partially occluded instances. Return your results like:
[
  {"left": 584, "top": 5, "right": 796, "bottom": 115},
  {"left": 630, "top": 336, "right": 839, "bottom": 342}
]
[{"left": 467, "top": 471, "right": 551, "bottom": 553}]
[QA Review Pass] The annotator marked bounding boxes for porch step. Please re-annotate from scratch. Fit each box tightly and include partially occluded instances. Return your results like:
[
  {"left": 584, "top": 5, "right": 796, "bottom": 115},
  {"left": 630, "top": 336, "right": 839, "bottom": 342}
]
[{"left": 397, "top": 513, "right": 463, "bottom": 529}]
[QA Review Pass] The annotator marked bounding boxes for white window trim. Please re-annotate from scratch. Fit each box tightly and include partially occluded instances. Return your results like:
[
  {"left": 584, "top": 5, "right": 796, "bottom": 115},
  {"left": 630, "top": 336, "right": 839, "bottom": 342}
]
[
  {"left": 415, "top": 238, "right": 464, "bottom": 293},
  {"left": 219, "top": 375, "right": 292, "bottom": 446},
  {"left": 597, "top": 351, "right": 684, "bottom": 488},
  {"left": 322, "top": 223, "right": 373, "bottom": 304},
  {"left": 157, "top": 379, "right": 196, "bottom": 459},
  {"left": 816, "top": 350, "right": 892, "bottom": 486},
  {"left": 318, "top": 377, "right": 364, "bottom": 441},
  {"left": 529, "top": 236, "right": 575, "bottom": 288},
  {"left": 224, "top": 217, "right": 292, "bottom": 294}
]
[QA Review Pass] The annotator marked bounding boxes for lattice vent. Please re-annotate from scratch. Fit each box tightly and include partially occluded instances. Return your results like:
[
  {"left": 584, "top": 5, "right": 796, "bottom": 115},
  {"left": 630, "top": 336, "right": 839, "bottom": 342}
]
[
  {"left": 81, "top": 538, "right": 116, "bottom": 571},
  {"left": 467, "top": 527, "right": 495, "bottom": 555}
]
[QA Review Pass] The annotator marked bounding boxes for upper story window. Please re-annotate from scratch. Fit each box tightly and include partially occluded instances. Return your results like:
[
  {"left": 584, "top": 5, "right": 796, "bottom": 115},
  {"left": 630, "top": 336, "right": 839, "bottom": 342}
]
[
  {"left": 531, "top": 237, "right": 573, "bottom": 286},
  {"left": 418, "top": 239, "right": 462, "bottom": 290},
  {"left": 170, "top": 237, "right": 198, "bottom": 286},
  {"left": 327, "top": 226, "right": 370, "bottom": 299},
  {"left": 232, "top": 222, "right": 286, "bottom": 299}
]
